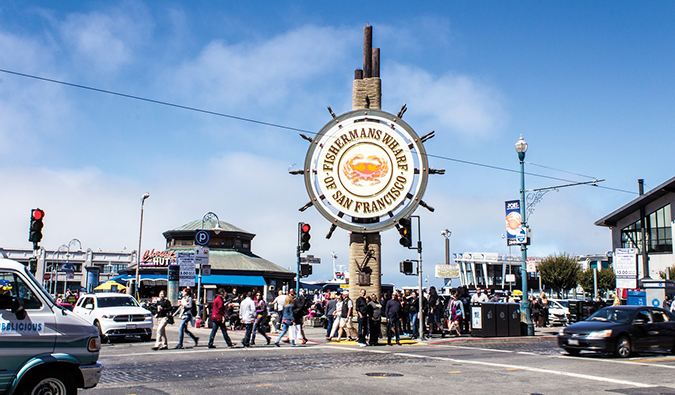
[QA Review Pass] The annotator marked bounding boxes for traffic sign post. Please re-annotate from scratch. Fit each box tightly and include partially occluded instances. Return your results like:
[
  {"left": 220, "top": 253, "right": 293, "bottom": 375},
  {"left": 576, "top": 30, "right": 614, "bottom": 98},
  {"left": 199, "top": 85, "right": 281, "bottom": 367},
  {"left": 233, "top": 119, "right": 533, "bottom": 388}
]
[{"left": 195, "top": 230, "right": 210, "bottom": 246}]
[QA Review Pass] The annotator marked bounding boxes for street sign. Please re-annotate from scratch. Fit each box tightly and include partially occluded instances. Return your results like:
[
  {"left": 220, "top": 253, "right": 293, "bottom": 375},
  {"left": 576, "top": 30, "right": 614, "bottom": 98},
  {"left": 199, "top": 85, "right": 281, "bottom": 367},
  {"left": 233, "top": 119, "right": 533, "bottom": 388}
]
[
  {"left": 195, "top": 230, "right": 210, "bottom": 246},
  {"left": 614, "top": 248, "right": 637, "bottom": 289},
  {"left": 526, "top": 258, "right": 537, "bottom": 273},
  {"left": 300, "top": 255, "right": 321, "bottom": 264},
  {"left": 177, "top": 252, "right": 196, "bottom": 287},
  {"left": 505, "top": 274, "right": 516, "bottom": 283},
  {"left": 202, "top": 264, "right": 211, "bottom": 277},
  {"left": 43, "top": 272, "right": 51, "bottom": 281}
]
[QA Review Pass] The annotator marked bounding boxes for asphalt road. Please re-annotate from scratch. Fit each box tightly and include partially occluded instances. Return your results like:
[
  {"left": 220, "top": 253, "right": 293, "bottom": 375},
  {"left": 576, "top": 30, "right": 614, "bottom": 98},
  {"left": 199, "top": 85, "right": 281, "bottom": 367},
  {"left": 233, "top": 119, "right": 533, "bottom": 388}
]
[{"left": 83, "top": 324, "right": 675, "bottom": 395}]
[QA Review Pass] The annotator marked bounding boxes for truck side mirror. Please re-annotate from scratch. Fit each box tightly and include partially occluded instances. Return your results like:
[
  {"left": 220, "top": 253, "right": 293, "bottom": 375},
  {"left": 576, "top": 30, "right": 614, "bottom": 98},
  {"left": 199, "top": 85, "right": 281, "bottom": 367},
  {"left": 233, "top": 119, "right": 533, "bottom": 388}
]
[{"left": 11, "top": 296, "right": 26, "bottom": 320}]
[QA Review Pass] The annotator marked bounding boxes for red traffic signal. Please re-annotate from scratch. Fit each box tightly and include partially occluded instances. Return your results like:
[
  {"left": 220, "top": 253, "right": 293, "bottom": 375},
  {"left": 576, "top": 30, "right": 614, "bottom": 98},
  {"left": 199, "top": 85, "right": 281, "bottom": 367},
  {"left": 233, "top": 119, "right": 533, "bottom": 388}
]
[
  {"left": 32, "top": 209, "right": 44, "bottom": 221},
  {"left": 29, "top": 208, "right": 45, "bottom": 246},
  {"left": 299, "top": 222, "right": 311, "bottom": 252}
]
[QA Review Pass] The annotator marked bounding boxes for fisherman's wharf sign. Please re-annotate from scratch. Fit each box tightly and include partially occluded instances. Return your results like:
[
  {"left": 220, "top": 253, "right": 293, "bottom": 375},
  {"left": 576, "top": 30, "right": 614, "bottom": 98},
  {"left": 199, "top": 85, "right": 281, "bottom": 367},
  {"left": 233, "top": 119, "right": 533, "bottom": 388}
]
[{"left": 304, "top": 109, "right": 429, "bottom": 233}]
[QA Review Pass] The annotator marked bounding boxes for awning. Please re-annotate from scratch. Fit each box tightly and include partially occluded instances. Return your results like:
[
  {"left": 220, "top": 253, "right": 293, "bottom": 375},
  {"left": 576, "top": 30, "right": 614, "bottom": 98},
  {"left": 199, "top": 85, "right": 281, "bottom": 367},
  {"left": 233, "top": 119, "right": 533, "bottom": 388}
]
[
  {"left": 300, "top": 282, "right": 323, "bottom": 290},
  {"left": 116, "top": 274, "right": 167, "bottom": 283},
  {"left": 199, "top": 275, "right": 266, "bottom": 287}
]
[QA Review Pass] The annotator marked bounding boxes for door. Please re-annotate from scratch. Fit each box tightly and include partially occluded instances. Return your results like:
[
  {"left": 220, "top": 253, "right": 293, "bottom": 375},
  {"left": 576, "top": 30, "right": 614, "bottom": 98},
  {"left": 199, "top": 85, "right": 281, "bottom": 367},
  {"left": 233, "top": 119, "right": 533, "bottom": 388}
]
[
  {"left": 0, "top": 269, "right": 56, "bottom": 391},
  {"left": 648, "top": 308, "right": 675, "bottom": 350},
  {"left": 631, "top": 309, "right": 657, "bottom": 352}
]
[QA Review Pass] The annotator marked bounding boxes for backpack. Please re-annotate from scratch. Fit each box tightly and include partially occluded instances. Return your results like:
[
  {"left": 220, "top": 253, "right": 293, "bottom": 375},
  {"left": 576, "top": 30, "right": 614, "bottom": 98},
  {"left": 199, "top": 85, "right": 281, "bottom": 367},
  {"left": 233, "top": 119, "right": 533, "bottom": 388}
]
[{"left": 191, "top": 300, "right": 197, "bottom": 316}]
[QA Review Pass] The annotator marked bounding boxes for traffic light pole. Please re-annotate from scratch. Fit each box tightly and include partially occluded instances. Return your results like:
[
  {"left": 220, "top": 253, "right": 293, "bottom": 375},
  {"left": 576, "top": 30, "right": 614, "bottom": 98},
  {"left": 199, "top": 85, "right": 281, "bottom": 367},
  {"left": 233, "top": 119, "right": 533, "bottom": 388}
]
[
  {"left": 408, "top": 215, "right": 424, "bottom": 341},
  {"left": 296, "top": 245, "right": 301, "bottom": 296}
]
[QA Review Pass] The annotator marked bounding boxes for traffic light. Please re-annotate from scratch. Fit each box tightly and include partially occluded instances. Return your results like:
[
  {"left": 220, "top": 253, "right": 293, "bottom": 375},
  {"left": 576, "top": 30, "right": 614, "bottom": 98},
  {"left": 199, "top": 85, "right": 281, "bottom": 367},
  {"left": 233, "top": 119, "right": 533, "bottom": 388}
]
[
  {"left": 300, "top": 263, "right": 312, "bottom": 277},
  {"left": 400, "top": 260, "right": 414, "bottom": 275},
  {"left": 29, "top": 208, "right": 45, "bottom": 248},
  {"left": 398, "top": 217, "right": 412, "bottom": 247},
  {"left": 299, "top": 222, "right": 311, "bottom": 252}
]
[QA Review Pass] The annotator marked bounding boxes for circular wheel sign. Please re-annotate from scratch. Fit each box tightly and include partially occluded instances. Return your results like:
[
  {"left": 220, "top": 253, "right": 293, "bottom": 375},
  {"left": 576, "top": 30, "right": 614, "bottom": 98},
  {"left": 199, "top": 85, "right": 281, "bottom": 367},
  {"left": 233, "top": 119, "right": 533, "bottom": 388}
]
[{"left": 303, "top": 109, "right": 429, "bottom": 233}]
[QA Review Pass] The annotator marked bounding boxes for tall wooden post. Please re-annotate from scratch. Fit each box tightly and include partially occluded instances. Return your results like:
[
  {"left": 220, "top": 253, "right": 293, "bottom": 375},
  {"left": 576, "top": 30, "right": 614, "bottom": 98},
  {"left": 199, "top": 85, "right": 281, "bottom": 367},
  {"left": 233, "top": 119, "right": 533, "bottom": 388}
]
[{"left": 349, "top": 25, "right": 382, "bottom": 302}]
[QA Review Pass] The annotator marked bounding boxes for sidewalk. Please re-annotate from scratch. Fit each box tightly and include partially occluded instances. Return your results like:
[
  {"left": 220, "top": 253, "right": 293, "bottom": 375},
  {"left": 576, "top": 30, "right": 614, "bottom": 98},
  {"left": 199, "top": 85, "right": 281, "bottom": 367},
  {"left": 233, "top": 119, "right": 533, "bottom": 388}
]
[{"left": 152, "top": 321, "right": 559, "bottom": 349}]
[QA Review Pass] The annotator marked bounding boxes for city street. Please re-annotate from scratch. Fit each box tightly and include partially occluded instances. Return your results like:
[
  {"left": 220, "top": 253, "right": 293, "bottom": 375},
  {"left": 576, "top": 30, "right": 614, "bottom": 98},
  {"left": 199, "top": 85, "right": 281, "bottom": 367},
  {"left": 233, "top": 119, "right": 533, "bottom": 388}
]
[{"left": 84, "top": 324, "right": 675, "bottom": 395}]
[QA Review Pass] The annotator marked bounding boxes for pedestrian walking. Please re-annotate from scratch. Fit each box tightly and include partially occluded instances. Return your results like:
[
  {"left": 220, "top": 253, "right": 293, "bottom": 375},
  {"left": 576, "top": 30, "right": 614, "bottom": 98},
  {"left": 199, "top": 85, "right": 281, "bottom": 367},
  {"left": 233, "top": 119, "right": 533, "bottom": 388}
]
[
  {"left": 174, "top": 288, "right": 199, "bottom": 349},
  {"left": 152, "top": 291, "right": 172, "bottom": 350},
  {"left": 324, "top": 292, "right": 337, "bottom": 339},
  {"left": 385, "top": 293, "right": 402, "bottom": 345},
  {"left": 272, "top": 290, "right": 286, "bottom": 331},
  {"left": 251, "top": 291, "right": 271, "bottom": 345},
  {"left": 335, "top": 291, "right": 357, "bottom": 341},
  {"left": 329, "top": 293, "right": 343, "bottom": 340},
  {"left": 447, "top": 293, "right": 464, "bottom": 337},
  {"left": 207, "top": 288, "right": 234, "bottom": 348},
  {"left": 356, "top": 289, "right": 369, "bottom": 347},
  {"left": 275, "top": 294, "right": 296, "bottom": 347},
  {"left": 239, "top": 291, "right": 256, "bottom": 347},
  {"left": 367, "top": 294, "right": 382, "bottom": 346}
]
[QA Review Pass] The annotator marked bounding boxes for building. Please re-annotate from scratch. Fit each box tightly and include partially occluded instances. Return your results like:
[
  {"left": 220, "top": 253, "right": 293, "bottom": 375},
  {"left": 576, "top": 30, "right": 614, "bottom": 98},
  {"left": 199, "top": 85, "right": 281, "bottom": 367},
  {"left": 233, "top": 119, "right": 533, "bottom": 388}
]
[
  {"left": 0, "top": 246, "right": 134, "bottom": 296},
  {"left": 125, "top": 218, "right": 295, "bottom": 304},
  {"left": 595, "top": 176, "right": 675, "bottom": 279}
]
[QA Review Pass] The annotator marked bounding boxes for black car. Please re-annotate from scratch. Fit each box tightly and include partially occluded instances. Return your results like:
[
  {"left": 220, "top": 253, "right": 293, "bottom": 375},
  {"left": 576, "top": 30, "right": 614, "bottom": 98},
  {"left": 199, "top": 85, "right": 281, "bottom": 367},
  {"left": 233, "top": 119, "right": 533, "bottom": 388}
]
[{"left": 557, "top": 305, "right": 675, "bottom": 358}]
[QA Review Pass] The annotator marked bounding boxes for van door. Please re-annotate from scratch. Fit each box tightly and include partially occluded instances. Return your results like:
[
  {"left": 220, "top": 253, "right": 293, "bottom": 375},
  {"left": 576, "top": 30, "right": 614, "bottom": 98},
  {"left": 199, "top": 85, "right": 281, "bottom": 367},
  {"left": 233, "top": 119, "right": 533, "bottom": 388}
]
[{"left": 0, "top": 269, "right": 57, "bottom": 392}]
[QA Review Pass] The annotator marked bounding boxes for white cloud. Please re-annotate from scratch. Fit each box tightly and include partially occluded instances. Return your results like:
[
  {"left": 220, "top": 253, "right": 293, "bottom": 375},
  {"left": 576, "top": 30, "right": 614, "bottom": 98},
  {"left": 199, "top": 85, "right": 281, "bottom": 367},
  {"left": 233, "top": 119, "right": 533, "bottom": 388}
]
[
  {"left": 57, "top": 3, "right": 152, "bottom": 74},
  {"left": 385, "top": 64, "right": 508, "bottom": 141}
]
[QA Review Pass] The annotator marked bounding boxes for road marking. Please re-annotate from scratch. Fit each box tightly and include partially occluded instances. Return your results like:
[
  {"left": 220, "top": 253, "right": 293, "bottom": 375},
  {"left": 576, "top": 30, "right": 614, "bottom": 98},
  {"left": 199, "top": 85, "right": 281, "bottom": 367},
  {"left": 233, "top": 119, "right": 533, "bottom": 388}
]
[
  {"left": 326, "top": 345, "right": 655, "bottom": 388},
  {"left": 256, "top": 384, "right": 273, "bottom": 387},
  {"left": 558, "top": 354, "right": 675, "bottom": 369},
  {"left": 448, "top": 371, "right": 462, "bottom": 374}
]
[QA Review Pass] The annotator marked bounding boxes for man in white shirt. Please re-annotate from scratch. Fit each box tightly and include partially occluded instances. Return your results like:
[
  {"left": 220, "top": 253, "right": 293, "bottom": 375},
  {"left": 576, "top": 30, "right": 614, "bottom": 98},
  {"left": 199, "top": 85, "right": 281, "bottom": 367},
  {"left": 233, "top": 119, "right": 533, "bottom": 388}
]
[
  {"left": 239, "top": 291, "right": 256, "bottom": 347},
  {"left": 471, "top": 287, "right": 489, "bottom": 304},
  {"left": 273, "top": 290, "right": 287, "bottom": 331}
]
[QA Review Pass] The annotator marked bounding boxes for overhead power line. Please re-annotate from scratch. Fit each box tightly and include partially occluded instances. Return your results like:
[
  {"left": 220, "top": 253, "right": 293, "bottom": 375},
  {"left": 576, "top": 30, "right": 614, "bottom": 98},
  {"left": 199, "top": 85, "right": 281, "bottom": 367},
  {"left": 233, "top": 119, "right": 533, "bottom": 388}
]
[{"left": 0, "top": 68, "right": 636, "bottom": 195}]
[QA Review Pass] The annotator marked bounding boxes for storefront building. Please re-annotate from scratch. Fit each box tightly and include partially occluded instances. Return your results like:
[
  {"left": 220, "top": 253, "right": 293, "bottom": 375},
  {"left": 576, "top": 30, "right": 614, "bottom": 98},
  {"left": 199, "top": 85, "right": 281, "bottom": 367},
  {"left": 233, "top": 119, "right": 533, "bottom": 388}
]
[
  {"left": 595, "top": 176, "right": 675, "bottom": 279},
  {"left": 123, "top": 218, "right": 295, "bottom": 304}
]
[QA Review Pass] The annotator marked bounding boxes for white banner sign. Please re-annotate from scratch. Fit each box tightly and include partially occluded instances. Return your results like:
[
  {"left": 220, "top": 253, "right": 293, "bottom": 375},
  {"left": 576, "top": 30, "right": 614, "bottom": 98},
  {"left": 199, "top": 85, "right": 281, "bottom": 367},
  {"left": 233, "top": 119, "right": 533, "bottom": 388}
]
[
  {"left": 435, "top": 264, "right": 460, "bottom": 279},
  {"left": 614, "top": 248, "right": 638, "bottom": 289},
  {"left": 177, "top": 252, "right": 195, "bottom": 287}
]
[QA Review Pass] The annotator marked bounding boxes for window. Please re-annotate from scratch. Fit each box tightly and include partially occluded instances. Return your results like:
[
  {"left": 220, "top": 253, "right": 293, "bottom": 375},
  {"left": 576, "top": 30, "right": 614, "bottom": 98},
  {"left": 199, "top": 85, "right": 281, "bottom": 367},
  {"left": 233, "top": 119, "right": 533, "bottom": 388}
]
[
  {"left": 0, "top": 271, "right": 42, "bottom": 310},
  {"left": 634, "top": 310, "right": 652, "bottom": 323},
  {"left": 651, "top": 309, "right": 669, "bottom": 323},
  {"left": 621, "top": 204, "right": 672, "bottom": 253}
]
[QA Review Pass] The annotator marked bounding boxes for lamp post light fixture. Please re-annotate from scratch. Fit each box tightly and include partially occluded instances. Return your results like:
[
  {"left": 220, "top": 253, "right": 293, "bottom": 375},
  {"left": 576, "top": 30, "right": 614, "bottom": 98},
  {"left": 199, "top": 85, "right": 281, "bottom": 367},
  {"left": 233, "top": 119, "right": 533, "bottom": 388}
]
[
  {"left": 515, "top": 135, "right": 534, "bottom": 336},
  {"left": 441, "top": 229, "right": 452, "bottom": 266},
  {"left": 135, "top": 193, "right": 150, "bottom": 299}
]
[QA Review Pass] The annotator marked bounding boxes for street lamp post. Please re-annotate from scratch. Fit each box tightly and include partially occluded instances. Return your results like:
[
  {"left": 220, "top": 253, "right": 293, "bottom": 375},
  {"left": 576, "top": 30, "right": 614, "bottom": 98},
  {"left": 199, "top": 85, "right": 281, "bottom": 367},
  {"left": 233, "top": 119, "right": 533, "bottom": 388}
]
[
  {"left": 441, "top": 229, "right": 452, "bottom": 265},
  {"left": 198, "top": 212, "right": 221, "bottom": 316},
  {"left": 135, "top": 193, "right": 150, "bottom": 299},
  {"left": 516, "top": 135, "right": 534, "bottom": 336}
]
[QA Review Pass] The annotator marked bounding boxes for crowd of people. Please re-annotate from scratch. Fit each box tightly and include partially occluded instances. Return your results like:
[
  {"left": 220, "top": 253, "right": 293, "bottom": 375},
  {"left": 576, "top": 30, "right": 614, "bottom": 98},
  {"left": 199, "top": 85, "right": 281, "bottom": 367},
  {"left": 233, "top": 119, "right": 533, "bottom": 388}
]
[{"left": 148, "top": 285, "right": 530, "bottom": 350}]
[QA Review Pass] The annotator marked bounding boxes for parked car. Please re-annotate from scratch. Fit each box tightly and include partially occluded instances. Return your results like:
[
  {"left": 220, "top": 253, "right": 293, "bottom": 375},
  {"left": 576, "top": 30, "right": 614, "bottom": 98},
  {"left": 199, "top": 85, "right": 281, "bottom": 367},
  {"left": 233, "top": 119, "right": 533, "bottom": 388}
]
[
  {"left": 548, "top": 299, "right": 570, "bottom": 326},
  {"left": 558, "top": 305, "right": 675, "bottom": 357},
  {"left": 0, "top": 258, "right": 102, "bottom": 394},
  {"left": 73, "top": 292, "right": 153, "bottom": 342}
]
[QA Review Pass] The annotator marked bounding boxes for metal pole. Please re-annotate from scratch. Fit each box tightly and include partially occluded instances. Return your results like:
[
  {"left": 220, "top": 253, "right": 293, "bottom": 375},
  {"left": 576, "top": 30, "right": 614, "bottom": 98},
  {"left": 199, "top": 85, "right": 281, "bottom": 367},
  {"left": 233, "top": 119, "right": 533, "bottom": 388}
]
[
  {"left": 593, "top": 267, "right": 598, "bottom": 299},
  {"left": 135, "top": 193, "right": 149, "bottom": 300},
  {"left": 296, "top": 222, "right": 301, "bottom": 296},
  {"left": 418, "top": 242, "right": 423, "bottom": 341},
  {"left": 197, "top": 255, "right": 203, "bottom": 316},
  {"left": 519, "top": 152, "right": 534, "bottom": 336}
]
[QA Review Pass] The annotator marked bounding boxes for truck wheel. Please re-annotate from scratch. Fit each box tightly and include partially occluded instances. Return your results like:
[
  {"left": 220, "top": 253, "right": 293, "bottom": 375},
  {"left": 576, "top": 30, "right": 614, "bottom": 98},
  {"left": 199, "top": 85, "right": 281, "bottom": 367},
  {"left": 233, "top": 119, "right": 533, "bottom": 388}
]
[
  {"left": 94, "top": 321, "right": 108, "bottom": 343},
  {"left": 17, "top": 369, "right": 76, "bottom": 395},
  {"left": 140, "top": 333, "right": 152, "bottom": 342}
]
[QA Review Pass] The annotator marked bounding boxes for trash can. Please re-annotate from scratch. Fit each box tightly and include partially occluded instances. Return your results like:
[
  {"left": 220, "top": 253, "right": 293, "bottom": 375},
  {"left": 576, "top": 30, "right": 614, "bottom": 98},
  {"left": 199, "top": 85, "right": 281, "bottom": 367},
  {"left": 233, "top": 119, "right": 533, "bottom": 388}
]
[
  {"left": 471, "top": 303, "right": 496, "bottom": 337},
  {"left": 495, "top": 303, "right": 509, "bottom": 337},
  {"left": 507, "top": 303, "right": 521, "bottom": 336},
  {"left": 567, "top": 300, "right": 584, "bottom": 323}
]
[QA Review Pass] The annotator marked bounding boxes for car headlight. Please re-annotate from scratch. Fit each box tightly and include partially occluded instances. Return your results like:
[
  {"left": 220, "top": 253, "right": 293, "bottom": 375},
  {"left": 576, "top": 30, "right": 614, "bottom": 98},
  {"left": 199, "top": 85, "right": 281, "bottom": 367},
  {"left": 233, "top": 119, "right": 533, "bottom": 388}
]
[
  {"left": 587, "top": 329, "right": 612, "bottom": 339},
  {"left": 558, "top": 328, "right": 566, "bottom": 336},
  {"left": 101, "top": 315, "right": 115, "bottom": 320},
  {"left": 144, "top": 313, "right": 153, "bottom": 320}
]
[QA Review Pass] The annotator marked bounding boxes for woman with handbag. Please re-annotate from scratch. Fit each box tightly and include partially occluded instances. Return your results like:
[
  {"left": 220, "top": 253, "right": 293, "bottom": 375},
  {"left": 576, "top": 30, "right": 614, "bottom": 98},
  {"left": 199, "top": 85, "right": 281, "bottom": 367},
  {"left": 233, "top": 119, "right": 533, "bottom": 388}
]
[
  {"left": 174, "top": 288, "right": 199, "bottom": 349},
  {"left": 152, "top": 291, "right": 172, "bottom": 350}
]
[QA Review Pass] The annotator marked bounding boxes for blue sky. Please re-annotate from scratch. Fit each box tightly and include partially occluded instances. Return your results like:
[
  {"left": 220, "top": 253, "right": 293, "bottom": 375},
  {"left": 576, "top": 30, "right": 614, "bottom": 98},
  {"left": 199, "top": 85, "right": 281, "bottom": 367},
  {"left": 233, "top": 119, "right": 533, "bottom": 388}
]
[{"left": 1, "top": 1, "right": 673, "bottom": 288}]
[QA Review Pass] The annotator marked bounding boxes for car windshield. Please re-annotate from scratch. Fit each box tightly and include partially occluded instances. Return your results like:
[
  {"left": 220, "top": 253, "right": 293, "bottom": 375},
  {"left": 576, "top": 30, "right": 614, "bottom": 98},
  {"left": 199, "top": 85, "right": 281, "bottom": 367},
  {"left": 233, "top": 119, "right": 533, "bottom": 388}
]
[
  {"left": 587, "top": 307, "right": 631, "bottom": 323},
  {"left": 556, "top": 300, "right": 568, "bottom": 308},
  {"left": 97, "top": 296, "right": 138, "bottom": 308}
]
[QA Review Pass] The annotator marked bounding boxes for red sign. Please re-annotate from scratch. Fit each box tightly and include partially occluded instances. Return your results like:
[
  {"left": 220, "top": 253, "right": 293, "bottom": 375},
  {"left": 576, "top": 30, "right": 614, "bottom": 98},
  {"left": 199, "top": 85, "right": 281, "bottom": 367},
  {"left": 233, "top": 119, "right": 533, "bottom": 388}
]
[{"left": 141, "top": 249, "right": 177, "bottom": 266}]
